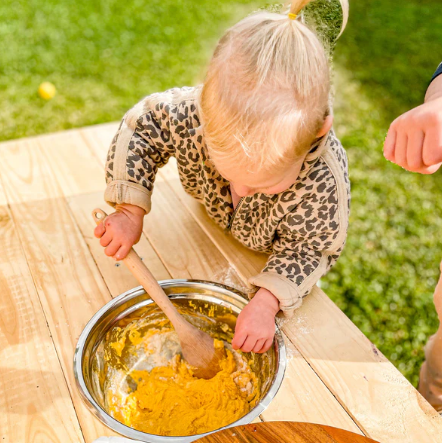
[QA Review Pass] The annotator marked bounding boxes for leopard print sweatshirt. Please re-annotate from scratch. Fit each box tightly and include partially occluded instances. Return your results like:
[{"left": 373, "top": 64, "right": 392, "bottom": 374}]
[{"left": 105, "top": 86, "right": 350, "bottom": 317}]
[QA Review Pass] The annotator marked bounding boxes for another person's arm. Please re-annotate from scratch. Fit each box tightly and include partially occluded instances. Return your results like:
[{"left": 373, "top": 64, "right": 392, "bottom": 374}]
[{"left": 384, "top": 63, "right": 442, "bottom": 173}]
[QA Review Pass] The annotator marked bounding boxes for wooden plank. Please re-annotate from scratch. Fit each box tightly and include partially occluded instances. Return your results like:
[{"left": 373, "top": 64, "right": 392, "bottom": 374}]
[
  {"left": 68, "top": 191, "right": 171, "bottom": 297},
  {"left": 260, "top": 341, "right": 362, "bottom": 434},
  {"left": 33, "top": 132, "right": 105, "bottom": 198},
  {"left": 0, "top": 182, "right": 85, "bottom": 443},
  {"left": 281, "top": 286, "right": 442, "bottom": 443},
  {"left": 0, "top": 139, "right": 120, "bottom": 442},
  {"left": 79, "top": 123, "right": 119, "bottom": 167}
]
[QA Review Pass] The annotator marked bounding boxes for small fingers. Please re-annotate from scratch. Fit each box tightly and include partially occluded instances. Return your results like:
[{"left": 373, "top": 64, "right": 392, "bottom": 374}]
[
  {"left": 261, "top": 338, "right": 274, "bottom": 353},
  {"left": 240, "top": 336, "right": 257, "bottom": 353},
  {"left": 104, "top": 240, "right": 121, "bottom": 258},
  {"left": 252, "top": 338, "right": 266, "bottom": 354},
  {"left": 100, "top": 231, "right": 113, "bottom": 248},
  {"left": 99, "top": 230, "right": 113, "bottom": 248},
  {"left": 114, "top": 243, "right": 132, "bottom": 261},
  {"left": 419, "top": 163, "right": 442, "bottom": 174},
  {"left": 232, "top": 330, "right": 247, "bottom": 351},
  {"left": 94, "top": 222, "right": 106, "bottom": 238}
]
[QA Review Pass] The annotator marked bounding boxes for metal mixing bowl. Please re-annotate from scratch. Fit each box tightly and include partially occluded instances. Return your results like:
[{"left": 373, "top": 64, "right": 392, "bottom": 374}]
[{"left": 74, "top": 280, "right": 286, "bottom": 442}]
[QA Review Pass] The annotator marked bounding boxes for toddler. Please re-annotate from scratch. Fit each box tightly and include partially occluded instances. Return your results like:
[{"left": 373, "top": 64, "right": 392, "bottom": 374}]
[{"left": 95, "top": 0, "right": 350, "bottom": 354}]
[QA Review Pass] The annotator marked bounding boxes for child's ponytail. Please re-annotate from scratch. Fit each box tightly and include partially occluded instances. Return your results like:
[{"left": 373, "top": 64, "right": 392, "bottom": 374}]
[
  {"left": 200, "top": 0, "right": 349, "bottom": 172},
  {"left": 289, "top": 0, "right": 349, "bottom": 38}
]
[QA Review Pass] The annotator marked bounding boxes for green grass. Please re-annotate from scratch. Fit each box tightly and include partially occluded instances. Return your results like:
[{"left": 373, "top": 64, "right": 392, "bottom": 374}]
[
  {"left": 0, "top": 0, "right": 259, "bottom": 141},
  {"left": 2, "top": 0, "right": 442, "bottom": 386},
  {"left": 324, "top": 69, "right": 442, "bottom": 384}
]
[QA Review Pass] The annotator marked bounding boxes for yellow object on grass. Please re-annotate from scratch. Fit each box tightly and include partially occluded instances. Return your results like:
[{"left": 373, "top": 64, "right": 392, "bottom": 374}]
[{"left": 38, "top": 82, "right": 56, "bottom": 100}]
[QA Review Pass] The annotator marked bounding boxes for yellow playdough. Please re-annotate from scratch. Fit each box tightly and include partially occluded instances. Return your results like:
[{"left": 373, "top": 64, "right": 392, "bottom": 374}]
[{"left": 105, "top": 320, "right": 259, "bottom": 436}]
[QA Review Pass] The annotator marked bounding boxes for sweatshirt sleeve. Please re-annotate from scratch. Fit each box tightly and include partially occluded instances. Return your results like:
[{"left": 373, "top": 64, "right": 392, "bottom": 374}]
[
  {"left": 104, "top": 91, "right": 180, "bottom": 214},
  {"left": 431, "top": 62, "right": 442, "bottom": 84},
  {"left": 248, "top": 149, "right": 350, "bottom": 317}
]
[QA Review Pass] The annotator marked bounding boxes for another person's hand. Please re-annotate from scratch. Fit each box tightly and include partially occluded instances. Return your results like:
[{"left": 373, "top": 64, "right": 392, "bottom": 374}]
[
  {"left": 94, "top": 204, "right": 145, "bottom": 260},
  {"left": 232, "top": 287, "right": 279, "bottom": 354},
  {"left": 384, "top": 75, "right": 442, "bottom": 174}
]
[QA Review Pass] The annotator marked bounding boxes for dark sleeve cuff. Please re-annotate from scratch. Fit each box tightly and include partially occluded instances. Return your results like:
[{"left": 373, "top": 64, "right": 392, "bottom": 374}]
[{"left": 431, "top": 62, "right": 442, "bottom": 84}]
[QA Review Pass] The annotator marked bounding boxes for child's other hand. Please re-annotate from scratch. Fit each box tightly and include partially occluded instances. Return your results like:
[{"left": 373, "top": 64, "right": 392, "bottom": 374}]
[
  {"left": 94, "top": 204, "right": 145, "bottom": 260},
  {"left": 232, "top": 288, "right": 279, "bottom": 354}
]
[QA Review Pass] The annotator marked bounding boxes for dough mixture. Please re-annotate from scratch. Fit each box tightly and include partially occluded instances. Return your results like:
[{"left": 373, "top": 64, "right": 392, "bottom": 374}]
[{"left": 104, "top": 314, "right": 259, "bottom": 436}]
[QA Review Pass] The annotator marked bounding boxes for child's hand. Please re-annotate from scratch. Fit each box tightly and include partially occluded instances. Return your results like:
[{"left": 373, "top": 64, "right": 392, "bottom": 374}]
[
  {"left": 232, "top": 288, "right": 279, "bottom": 354},
  {"left": 94, "top": 204, "right": 145, "bottom": 260}
]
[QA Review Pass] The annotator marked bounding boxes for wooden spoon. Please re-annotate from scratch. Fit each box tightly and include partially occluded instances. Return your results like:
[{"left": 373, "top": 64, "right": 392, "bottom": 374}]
[{"left": 92, "top": 208, "right": 222, "bottom": 379}]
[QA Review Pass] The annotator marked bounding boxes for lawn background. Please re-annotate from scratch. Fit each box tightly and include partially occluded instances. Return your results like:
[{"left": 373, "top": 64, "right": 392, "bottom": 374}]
[{"left": 1, "top": 0, "right": 442, "bottom": 386}]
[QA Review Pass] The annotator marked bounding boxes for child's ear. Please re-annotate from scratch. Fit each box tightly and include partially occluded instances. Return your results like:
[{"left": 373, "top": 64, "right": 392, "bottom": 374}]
[{"left": 316, "top": 115, "right": 334, "bottom": 138}]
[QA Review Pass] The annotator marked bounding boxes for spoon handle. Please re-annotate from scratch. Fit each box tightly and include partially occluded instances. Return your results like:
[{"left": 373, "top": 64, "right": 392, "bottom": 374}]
[{"left": 92, "top": 208, "right": 183, "bottom": 327}]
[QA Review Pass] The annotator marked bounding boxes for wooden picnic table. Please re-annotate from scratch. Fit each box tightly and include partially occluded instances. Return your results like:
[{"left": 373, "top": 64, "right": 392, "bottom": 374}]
[{"left": 0, "top": 123, "right": 441, "bottom": 443}]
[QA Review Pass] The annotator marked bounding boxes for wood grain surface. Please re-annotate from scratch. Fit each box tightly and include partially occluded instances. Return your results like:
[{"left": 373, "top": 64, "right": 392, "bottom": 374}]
[
  {"left": 0, "top": 139, "right": 120, "bottom": 441},
  {"left": 195, "top": 422, "right": 378, "bottom": 443},
  {"left": 0, "top": 178, "right": 85, "bottom": 443},
  {"left": 80, "top": 123, "right": 119, "bottom": 167}
]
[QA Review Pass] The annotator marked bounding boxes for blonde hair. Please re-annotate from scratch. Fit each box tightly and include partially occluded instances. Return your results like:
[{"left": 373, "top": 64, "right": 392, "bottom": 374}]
[{"left": 200, "top": 0, "right": 349, "bottom": 174}]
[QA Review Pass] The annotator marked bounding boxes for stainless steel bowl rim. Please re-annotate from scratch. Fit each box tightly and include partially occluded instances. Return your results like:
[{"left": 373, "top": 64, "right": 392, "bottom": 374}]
[{"left": 74, "top": 279, "right": 287, "bottom": 443}]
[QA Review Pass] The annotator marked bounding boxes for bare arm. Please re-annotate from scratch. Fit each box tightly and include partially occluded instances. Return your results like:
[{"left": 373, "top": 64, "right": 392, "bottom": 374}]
[{"left": 425, "top": 73, "right": 442, "bottom": 102}]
